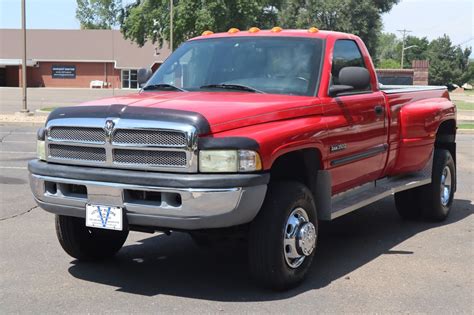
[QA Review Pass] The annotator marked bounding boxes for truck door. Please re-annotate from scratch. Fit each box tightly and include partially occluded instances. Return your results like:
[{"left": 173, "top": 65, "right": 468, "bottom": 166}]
[{"left": 323, "top": 39, "right": 388, "bottom": 194}]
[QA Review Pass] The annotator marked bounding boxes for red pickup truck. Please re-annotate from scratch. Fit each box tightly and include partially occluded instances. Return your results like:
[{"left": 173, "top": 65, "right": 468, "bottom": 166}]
[{"left": 29, "top": 28, "right": 456, "bottom": 290}]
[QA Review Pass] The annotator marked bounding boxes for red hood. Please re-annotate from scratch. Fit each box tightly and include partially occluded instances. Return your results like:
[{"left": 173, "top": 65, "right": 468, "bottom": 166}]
[{"left": 80, "top": 91, "right": 322, "bottom": 134}]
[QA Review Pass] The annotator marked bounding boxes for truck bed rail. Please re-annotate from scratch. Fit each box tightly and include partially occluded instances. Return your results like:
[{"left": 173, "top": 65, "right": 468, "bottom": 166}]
[{"left": 380, "top": 84, "right": 447, "bottom": 94}]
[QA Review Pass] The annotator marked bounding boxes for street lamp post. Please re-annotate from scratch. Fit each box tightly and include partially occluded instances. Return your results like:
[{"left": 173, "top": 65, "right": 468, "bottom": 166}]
[
  {"left": 401, "top": 45, "right": 418, "bottom": 69},
  {"left": 20, "top": 0, "right": 29, "bottom": 114}
]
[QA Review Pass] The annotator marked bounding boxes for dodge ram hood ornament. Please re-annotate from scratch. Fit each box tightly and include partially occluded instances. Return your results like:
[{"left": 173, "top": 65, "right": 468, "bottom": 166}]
[{"left": 105, "top": 119, "right": 115, "bottom": 141}]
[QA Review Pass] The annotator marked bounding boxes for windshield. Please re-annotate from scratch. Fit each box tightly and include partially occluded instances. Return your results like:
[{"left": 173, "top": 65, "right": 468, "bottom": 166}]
[{"left": 146, "top": 37, "right": 324, "bottom": 96}]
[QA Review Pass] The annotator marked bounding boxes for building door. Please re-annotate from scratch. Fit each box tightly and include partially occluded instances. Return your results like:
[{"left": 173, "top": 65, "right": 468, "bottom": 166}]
[
  {"left": 0, "top": 68, "right": 6, "bottom": 86},
  {"left": 121, "top": 69, "right": 138, "bottom": 89}
]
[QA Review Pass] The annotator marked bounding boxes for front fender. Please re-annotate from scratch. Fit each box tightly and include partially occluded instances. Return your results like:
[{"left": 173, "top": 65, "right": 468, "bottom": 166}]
[{"left": 207, "top": 116, "right": 327, "bottom": 170}]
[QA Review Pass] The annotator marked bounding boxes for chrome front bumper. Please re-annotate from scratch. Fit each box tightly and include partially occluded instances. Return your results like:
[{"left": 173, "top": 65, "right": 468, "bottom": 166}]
[{"left": 29, "top": 161, "right": 268, "bottom": 230}]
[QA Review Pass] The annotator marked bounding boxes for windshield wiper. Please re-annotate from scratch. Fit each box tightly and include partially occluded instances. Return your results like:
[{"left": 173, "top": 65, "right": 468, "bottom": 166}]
[
  {"left": 142, "top": 83, "right": 187, "bottom": 92},
  {"left": 200, "top": 84, "right": 264, "bottom": 94}
]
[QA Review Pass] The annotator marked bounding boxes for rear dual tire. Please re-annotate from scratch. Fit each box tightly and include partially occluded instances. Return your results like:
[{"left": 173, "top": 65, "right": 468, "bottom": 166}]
[
  {"left": 395, "top": 149, "right": 455, "bottom": 221},
  {"left": 55, "top": 215, "right": 128, "bottom": 261}
]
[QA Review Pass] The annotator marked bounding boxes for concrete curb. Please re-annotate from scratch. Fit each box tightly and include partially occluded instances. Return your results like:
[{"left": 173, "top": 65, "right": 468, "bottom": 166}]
[{"left": 0, "top": 114, "right": 47, "bottom": 125}]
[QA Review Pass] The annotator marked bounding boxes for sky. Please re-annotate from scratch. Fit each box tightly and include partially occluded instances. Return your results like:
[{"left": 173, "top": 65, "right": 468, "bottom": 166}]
[{"left": 1, "top": 0, "right": 473, "bottom": 51}]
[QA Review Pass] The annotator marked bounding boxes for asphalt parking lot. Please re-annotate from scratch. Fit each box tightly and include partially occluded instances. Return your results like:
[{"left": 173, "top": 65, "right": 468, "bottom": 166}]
[{"left": 0, "top": 123, "right": 472, "bottom": 314}]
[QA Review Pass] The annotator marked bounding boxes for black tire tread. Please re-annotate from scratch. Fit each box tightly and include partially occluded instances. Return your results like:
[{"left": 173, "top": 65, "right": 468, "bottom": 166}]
[
  {"left": 248, "top": 181, "right": 317, "bottom": 290},
  {"left": 420, "top": 149, "right": 455, "bottom": 221},
  {"left": 55, "top": 215, "right": 128, "bottom": 261},
  {"left": 394, "top": 149, "right": 455, "bottom": 222}
]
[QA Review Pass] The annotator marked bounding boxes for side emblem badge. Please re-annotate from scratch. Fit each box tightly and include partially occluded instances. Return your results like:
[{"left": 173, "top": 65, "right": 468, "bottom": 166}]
[{"left": 330, "top": 143, "right": 347, "bottom": 153}]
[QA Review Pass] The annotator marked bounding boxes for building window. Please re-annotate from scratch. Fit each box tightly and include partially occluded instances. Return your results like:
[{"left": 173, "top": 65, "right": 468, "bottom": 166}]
[{"left": 121, "top": 69, "right": 138, "bottom": 89}]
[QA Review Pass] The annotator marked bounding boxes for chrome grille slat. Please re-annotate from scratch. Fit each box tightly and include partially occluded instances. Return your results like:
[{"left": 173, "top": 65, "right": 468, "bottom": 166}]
[
  {"left": 49, "top": 144, "right": 106, "bottom": 162},
  {"left": 49, "top": 127, "right": 105, "bottom": 143},
  {"left": 113, "top": 149, "right": 187, "bottom": 167},
  {"left": 112, "top": 129, "right": 187, "bottom": 147}
]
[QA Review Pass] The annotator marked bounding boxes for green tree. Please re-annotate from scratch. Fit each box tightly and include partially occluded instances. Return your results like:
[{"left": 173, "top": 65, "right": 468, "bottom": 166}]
[
  {"left": 120, "top": 0, "right": 278, "bottom": 48},
  {"left": 375, "top": 32, "right": 400, "bottom": 66},
  {"left": 378, "top": 59, "right": 400, "bottom": 69},
  {"left": 460, "top": 62, "right": 474, "bottom": 85},
  {"left": 427, "top": 35, "right": 471, "bottom": 85},
  {"left": 76, "top": 0, "right": 122, "bottom": 29},
  {"left": 277, "top": 0, "right": 400, "bottom": 56}
]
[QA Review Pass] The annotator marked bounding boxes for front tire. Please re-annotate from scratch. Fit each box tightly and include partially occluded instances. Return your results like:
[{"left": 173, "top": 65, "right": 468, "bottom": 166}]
[
  {"left": 248, "top": 181, "right": 318, "bottom": 290},
  {"left": 55, "top": 215, "right": 129, "bottom": 261}
]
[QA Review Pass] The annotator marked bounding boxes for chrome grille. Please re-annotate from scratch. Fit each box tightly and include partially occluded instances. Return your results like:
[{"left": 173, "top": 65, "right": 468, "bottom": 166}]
[
  {"left": 45, "top": 119, "right": 197, "bottom": 172},
  {"left": 49, "top": 144, "right": 106, "bottom": 162},
  {"left": 49, "top": 127, "right": 105, "bottom": 143},
  {"left": 114, "top": 149, "right": 187, "bottom": 167},
  {"left": 112, "top": 129, "right": 187, "bottom": 147}
]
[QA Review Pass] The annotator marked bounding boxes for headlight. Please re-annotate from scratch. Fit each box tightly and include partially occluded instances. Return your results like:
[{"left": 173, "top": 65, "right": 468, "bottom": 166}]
[
  {"left": 199, "top": 150, "right": 262, "bottom": 173},
  {"left": 37, "top": 140, "right": 46, "bottom": 161}
]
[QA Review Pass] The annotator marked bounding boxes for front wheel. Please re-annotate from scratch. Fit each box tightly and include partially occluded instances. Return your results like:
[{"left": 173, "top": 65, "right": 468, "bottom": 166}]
[
  {"left": 55, "top": 215, "right": 129, "bottom": 261},
  {"left": 248, "top": 181, "right": 318, "bottom": 290}
]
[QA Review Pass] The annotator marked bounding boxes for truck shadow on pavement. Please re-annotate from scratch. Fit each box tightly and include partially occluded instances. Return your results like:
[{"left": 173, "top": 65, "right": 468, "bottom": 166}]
[{"left": 68, "top": 197, "right": 472, "bottom": 300}]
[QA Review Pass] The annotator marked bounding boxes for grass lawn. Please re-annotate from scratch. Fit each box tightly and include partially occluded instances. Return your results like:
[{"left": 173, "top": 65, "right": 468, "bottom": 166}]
[
  {"left": 458, "top": 123, "right": 474, "bottom": 129},
  {"left": 454, "top": 100, "right": 474, "bottom": 110}
]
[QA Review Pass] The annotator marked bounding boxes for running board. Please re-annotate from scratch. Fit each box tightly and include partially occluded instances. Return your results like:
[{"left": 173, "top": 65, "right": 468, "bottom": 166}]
[{"left": 329, "top": 159, "right": 433, "bottom": 220}]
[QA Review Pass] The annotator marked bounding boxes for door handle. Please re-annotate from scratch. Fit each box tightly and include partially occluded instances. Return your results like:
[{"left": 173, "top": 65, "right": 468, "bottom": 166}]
[{"left": 374, "top": 105, "right": 384, "bottom": 116}]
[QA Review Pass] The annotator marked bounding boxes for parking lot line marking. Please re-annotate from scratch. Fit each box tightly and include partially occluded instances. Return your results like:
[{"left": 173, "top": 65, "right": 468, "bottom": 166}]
[
  {"left": 1, "top": 141, "right": 36, "bottom": 143},
  {"left": 0, "top": 132, "right": 36, "bottom": 134},
  {"left": 0, "top": 166, "right": 27, "bottom": 169}
]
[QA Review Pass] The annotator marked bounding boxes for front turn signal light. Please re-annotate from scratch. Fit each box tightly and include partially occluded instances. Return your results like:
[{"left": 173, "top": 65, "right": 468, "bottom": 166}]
[{"left": 37, "top": 140, "right": 46, "bottom": 161}]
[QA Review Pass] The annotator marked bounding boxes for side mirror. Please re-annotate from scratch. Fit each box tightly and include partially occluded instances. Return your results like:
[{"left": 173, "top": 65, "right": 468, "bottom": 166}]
[
  {"left": 329, "top": 66, "right": 371, "bottom": 96},
  {"left": 137, "top": 68, "right": 153, "bottom": 87}
]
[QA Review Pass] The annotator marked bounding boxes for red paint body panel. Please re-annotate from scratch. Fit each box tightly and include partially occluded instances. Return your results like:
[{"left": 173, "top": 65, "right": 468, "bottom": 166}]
[{"left": 77, "top": 30, "right": 456, "bottom": 195}]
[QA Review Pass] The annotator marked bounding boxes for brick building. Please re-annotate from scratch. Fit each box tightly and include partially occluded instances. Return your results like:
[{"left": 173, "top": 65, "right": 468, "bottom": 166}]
[
  {"left": 0, "top": 29, "right": 170, "bottom": 89},
  {"left": 377, "top": 60, "right": 430, "bottom": 86}
]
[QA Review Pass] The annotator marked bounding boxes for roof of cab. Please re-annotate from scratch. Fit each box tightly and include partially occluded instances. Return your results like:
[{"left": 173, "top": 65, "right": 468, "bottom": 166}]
[{"left": 190, "top": 29, "right": 356, "bottom": 41}]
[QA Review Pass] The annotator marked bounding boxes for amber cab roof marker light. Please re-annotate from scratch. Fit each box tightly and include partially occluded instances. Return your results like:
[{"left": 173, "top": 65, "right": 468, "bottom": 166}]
[
  {"left": 248, "top": 27, "right": 260, "bottom": 33},
  {"left": 271, "top": 26, "right": 283, "bottom": 33},
  {"left": 201, "top": 30, "right": 214, "bottom": 36},
  {"left": 228, "top": 28, "right": 240, "bottom": 34},
  {"left": 308, "top": 27, "right": 319, "bottom": 33}
]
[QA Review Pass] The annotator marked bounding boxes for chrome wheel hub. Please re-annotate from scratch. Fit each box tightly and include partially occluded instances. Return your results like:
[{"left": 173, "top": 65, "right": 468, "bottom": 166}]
[
  {"left": 440, "top": 166, "right": 452, "bottom": 206},
  {"left": 283, "top": 208, "right": 317, "bottom": 269}
]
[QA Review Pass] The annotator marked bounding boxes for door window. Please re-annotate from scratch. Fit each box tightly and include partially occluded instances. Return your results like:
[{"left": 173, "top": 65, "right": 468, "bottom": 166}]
[{"left": 331, "top": 40, "right": 370, "bottom": 91}]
